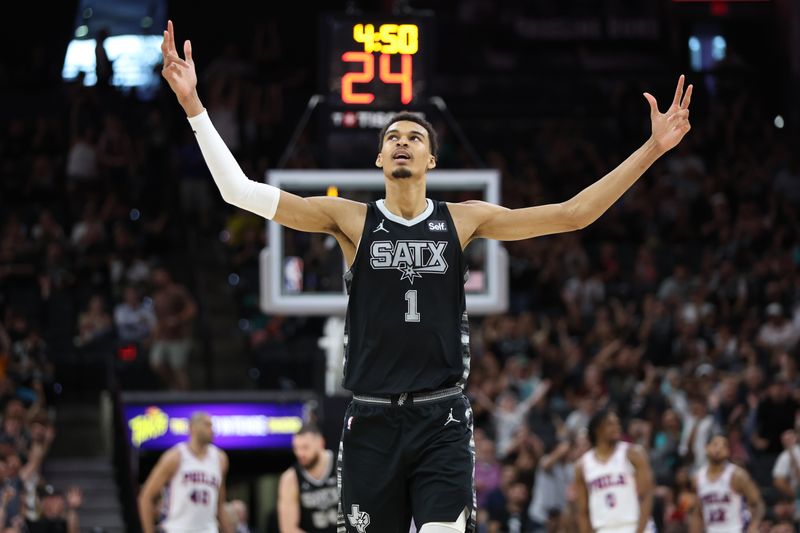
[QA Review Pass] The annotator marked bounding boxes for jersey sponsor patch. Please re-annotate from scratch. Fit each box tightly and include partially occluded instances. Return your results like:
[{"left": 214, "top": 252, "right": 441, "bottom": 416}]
[
  {"left": 427, "top": 220, "right": 448, "bottom": 232},
  {"left": 369, "top": 240, "right": 449, "bottom": 284}
]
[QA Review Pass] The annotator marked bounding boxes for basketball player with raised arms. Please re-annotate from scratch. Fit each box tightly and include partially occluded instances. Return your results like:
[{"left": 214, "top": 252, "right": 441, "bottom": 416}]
[
  {"left": 690, "top": 435, "right": 764, "bottom": 533},
  {"left": 575, "top": 409, "right": 655, "bottom": 533},
  {"left": 160, "top": 20, "right": 692, "bottom": 533},
  {"left": 137, "top": 412, "right": 232, "bottom": 533}
]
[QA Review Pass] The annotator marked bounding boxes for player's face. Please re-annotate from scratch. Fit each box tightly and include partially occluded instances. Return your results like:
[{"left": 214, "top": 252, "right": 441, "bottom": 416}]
[
  {"left": 600, "top": 413, "right": 622, "bottom": 443},
  {"left": 706, "top": 436, "right": 730, "bottom": 464},
  {"left": 292, "top": 433, "right": 322, "bottom": 469},
  {"left": 376, "top": 121, "right": 436, "bottom": 179},
  {"left": 191, "top": 415, "right": 214, "bottom": 445}
]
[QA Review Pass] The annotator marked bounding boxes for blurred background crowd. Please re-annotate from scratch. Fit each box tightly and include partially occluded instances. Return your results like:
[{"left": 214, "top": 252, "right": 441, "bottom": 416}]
[{"left": 1, "top": 0, "right": 800, "bottom": 531}]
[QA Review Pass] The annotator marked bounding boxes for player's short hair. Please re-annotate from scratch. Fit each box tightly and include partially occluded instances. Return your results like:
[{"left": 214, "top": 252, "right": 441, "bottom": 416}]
[
  {"left": 190, "top": 411, "right": 211, "bottom": 425},
  {"left": 378, "top": 112, "right": 438, "bottom": 158},
  {"left": 587, "top": 408, "right": 614, "bottom": 447},
  {"left": 295, "top": 423, "right": 323, "bottom": 437},
  {"left": 706, "top": 430, "right": 727, "bottom": 446}
]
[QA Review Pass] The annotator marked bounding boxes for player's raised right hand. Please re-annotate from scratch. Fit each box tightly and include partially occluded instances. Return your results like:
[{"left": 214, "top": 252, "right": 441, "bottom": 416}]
[{"left": 161, "top": 20, "right": 202, "bottom": 115}]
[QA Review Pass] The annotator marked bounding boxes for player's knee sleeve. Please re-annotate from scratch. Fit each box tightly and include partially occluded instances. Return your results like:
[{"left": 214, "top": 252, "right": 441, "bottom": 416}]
[{"left": 418, "top": 508, "right": 468, "bottom": 533}]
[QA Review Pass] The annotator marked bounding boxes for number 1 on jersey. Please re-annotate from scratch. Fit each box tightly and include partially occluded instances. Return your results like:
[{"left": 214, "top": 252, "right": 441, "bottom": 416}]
[{"left": 405, "top": 290, "right": 420, "bottom": 322}]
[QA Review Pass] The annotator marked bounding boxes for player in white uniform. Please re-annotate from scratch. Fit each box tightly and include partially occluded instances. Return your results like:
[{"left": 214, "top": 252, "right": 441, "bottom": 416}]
[
  {"left": 575, "top": 409, "right": 655, "bottom": 533},
  {"left": 690, "top": 435, "right": 764, "bottom": 533},
  {"left": 137, "top": 412, "right": 233, "bottom": 533}
]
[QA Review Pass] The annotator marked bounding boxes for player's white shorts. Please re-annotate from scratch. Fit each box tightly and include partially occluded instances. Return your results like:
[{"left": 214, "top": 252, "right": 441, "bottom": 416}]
[{"left": 596, "top": 521, "right": 656, "bottom": 533}]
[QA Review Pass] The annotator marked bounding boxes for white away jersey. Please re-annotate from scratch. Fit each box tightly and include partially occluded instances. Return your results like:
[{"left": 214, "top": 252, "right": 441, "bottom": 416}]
[
  {"left": 697, "top": 463, "right": 746, "bottom": 533},
  {"left": 161, "top": 443, "right": 222, "bottom": 533},
  {"left": 580, "top": 442, "right": 641, "bottom": 530}
]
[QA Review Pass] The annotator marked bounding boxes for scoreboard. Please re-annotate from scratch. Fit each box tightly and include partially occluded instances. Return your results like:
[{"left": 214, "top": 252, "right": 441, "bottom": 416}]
[{"left": 321, "top": 14, "right": 434, "bottom": 113}]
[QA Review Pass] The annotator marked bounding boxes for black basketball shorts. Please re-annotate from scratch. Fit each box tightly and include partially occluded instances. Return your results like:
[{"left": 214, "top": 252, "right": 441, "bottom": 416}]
[{"left": 336, "top": 389, "right": 476, "bottom": 533}]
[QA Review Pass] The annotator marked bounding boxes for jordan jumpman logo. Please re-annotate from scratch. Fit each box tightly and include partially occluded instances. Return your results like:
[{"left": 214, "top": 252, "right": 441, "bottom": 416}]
[
  {"left": 373, "top": 219, "right": 389, "bottom": 233},
  {"left": 444, "top": 408, "right": 461, "bottom": 426}
]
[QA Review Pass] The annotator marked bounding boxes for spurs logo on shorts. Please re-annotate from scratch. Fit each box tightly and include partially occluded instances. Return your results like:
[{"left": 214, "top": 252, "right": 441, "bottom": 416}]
[{"left": 346, "top": 504, "right": 370, "bottom": 533}]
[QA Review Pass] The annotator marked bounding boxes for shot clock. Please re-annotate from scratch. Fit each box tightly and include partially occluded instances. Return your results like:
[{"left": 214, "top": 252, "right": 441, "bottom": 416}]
[{"left": 321, "top": 14, "right": 433, "bottom": 110}]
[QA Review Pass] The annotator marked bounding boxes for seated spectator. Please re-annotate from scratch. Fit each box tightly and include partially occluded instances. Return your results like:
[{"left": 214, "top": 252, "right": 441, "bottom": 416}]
[
  {"left": 0, "top": 415, "right": 28, "bottom": 461},
  {"left": 773, "top": 429, "right": 800, "bottom": 521},
  {"left": 65, "top": 126, "right": 98, "bottom": 188},
  {"left": 224, "top": 499, "right": 251, "bottom": 533},
  {"left": 753, "top": 376, "right": 799, "bottom": 456},
  {"left": 528, "top": 431, "right": 589, "bottom": 531},
  {"left": 150, "top": 266, "right": 197, "bottom": 390},
  {"left": 113, "top": 285, "right": 156, "bottom": 344},
  {"left": 651, "top": 408, "right": 682, "bottom": 486},
  {"left": 26, "top": 486, "right": 81, "bottom": 533},
  {"left": 30, "top": 211, "right": 64, "bottom": 248},
  {"left": 75, "top": 295, "right": 112, "bottom": 347},
  {"left": 678, "top": 395, "right": 716, "bottom": 472},
  {"left": 0, "top": 486, "right": 17, "bottom": 532},
  {"left": 475, "top": 380, "right": 551, "bottom": 459},
  {"left": 485, "top": 465, "right": 519, "bottom": 521},
  {"left": 770, "top": 494, "right": 797, "bottom": 532},
  {"left": 475, "top": 429, "right": 501, "bottom": 509},
  {"left": 758, "top": 303, "right": 798, "bottom": 353},
  {"left": 69, "top": 202, "right": 105, "bottom": 253},
  {"left": 488, "top": 479, "right": 534, "bottom": 532}
]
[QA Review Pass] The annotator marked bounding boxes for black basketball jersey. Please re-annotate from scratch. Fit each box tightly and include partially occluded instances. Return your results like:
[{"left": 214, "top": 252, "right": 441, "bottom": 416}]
[
  {"left": 294, "top": 450, "right": 338, "bottom": 533},
  {"left": 342, "top": 199, "right": 470, "bottom": 395}
]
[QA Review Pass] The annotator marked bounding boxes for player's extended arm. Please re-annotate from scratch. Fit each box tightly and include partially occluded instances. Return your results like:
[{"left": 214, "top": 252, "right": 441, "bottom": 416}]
[
  {"left": 457, "top": 76, "right": 692, "bottom": 244},
  {"left": 137, "top": 448, "right": 180, "bottom": 533},
  {"left": 217, "top": 451, "right": 234, "bottom": 533},
  {"left": 574, "top": 462, "right": 592, "bottom": 533},
  {"left": 160, "top": 21, "right": 364, "bottom": 238},
  {"left": 733, "top": 467, "right": 765, "bottom": 533},
  {"left": 628, "top": 445, "right": 654, "bottom": 533},
  {"left": 277, "top": 468, "right": 308, "bottom": 533}
]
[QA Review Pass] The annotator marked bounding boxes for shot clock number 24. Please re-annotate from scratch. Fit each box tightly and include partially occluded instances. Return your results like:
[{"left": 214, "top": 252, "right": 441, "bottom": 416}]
[
  {"left": 322, "top": 15, "right": 432, "bottom": 110},
  {"left": 341, "top": 23, "right": 420, "bottom": 106},
  {"left": 340, "top": 23, "right": 428, "bottom": 106}
]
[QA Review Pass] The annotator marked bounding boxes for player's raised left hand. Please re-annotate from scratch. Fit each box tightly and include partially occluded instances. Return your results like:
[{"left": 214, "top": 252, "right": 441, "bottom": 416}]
[{"left": 644, "top": 74, "right": 693, "bottom": 153}]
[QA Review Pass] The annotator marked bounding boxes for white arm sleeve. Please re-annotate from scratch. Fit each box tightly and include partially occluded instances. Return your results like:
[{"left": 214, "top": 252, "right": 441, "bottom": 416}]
[{"left": 186, "top": 109, "right": 280, "bottom": 219}]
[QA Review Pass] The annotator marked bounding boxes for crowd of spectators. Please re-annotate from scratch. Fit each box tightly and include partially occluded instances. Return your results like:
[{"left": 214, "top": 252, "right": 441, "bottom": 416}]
[
  {"left": 459, "top": 84, "right": 800, "bottom": 533},
  {"left": 0, "top": 318, "right": 82, "bottom": 531},
  {"left": 190, "top": 11, "right": 800, "bottom": 533},
  {"left": 1, "top": 16, "right": 209, "bottom": 531}
]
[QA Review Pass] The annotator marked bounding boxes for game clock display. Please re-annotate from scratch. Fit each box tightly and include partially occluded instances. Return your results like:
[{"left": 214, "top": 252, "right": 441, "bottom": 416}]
[{"left": 322, "top": 15, "right": 433, "bottom": 109}]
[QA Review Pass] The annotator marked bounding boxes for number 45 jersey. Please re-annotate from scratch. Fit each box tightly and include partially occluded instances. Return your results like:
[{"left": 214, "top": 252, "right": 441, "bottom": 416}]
[
  {"left": 161, "top": 443, "right": 222, "bottom": 533},
  {"left": 343, "top": 200, "right": 469, "bottom": 395}
]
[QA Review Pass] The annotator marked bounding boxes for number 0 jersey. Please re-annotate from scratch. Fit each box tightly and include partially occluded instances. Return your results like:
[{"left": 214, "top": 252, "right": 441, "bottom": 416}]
[
  {"left": 161, "top": 443, "right": 221, "bottom": 533},
  {"left": 342, "top": 199, "right": 470, "bottom": 395},
  {"left": 580, "top": 442, "right": 642, "bottom": 531}
]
